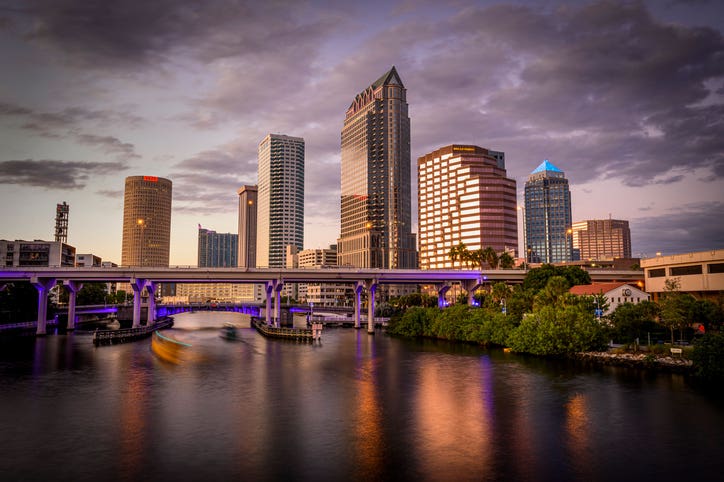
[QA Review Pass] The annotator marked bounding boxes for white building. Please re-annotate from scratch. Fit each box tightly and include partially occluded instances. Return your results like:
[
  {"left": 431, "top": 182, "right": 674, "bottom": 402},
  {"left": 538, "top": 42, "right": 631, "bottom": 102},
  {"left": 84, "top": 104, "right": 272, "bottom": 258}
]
[
  {"left": 569, "top": 282, "right": 650, "bottom": 315},
  {"left": 256, "top": 134, "right": 304, "bottom": 268},
  {"left": 1, "top": 239, "right": 76, "bottom": 267},
  {"left": 641, "top": 249, "right": 724, "bottom": 302}
]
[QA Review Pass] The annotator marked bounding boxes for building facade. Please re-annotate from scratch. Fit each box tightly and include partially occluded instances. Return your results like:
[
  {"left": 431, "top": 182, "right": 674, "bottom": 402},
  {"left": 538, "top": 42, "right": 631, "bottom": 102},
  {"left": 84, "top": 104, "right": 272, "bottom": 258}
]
[
  {"left": 237, "top": 185, "right": 258, "bottom": 268},
  {"left": 257, "top": 135, "right": 304, "bottom": 268},
  {"left": 338, "top": 66, "right": 417, "bottom": 269},
  {"left": 524, "top": 160, "right": 572, "bottom": 264},
  {"left": 287, "top": 244, "right": 353, "bottom": 306},
  {"left": 121, "top": 176, "right": 172, "bottom": 267},
  {"left": 1, "top": 240, "right": 75, "bottom": 267},
  {"left": 569, "top": 282, "right": 650, "bottom": 316},
  {"left": 54, "top": 202, "right": 69, "bottom": 244},
  {"left": 418, "top": 144, "right": 518, "bottom": 269},
  {"left": 75, "top": 253, "right": 102, "bottom": 267},
  {"left": 198, "top": 227, "right": 238, "bottom": 268},
  {"left": 571, "top": 219, "right": 631, "bottom": 261},
  {"left": 641, "top": 249, "right": 724, "bottom": 301}
]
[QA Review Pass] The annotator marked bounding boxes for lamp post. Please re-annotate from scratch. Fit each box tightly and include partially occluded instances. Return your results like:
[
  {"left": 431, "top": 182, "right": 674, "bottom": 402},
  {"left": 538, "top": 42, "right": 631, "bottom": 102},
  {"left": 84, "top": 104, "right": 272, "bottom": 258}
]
[{"left": 137, "top": 218, "right": 145, "bottom": 266}]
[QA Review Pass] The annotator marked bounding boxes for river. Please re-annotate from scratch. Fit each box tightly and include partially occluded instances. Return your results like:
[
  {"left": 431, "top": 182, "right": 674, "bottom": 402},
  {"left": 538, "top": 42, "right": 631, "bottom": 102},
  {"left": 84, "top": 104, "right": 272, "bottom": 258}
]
[{"left": 1, "top": 311, "right": 722, "bottom": 481}]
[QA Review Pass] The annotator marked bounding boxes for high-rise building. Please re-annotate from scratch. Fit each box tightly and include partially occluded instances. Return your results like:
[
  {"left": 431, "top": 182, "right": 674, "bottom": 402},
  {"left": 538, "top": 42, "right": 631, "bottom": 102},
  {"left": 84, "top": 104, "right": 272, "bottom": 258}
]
[
  {"left": 338, "top": 66, "right": 417, "bottom": 269},
  {"left": 571, "top": 218, "right": 631, "bottom": 261},
  {"left": 198, "top": 226, "right": 238, "bottom": 267},
  {"left": 418, "top": 145, "right": 518, "bottom": 269},
  {"left": 237, "top": 185, "right": 258, "bottom": 268},
  {"left": 524, "top": 160, "right": 572, "bottom": 263},
  {"left": 54, "top": 202, "right": 69, "bottom": 244},
  {"left": 256, "top": 134, "right": 304, "bottom": 268},
  {"left": 121, "top": 176, "right": 172, "bottom": 266}
]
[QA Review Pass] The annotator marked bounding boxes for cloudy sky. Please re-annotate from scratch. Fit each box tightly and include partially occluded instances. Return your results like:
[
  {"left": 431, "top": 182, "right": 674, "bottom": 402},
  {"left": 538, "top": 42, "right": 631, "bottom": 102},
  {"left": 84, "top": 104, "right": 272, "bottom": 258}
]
[{"left": 1, "top": 0, "right": 723, "bottom": 265}]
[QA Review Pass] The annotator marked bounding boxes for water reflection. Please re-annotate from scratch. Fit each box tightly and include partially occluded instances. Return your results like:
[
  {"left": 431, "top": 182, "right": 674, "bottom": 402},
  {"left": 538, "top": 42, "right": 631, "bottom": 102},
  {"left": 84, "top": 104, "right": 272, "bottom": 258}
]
[
  {"left": 352, "top": 331, "right": 383, "bottom": 480},
  {"left": 565, "top": 393, "right": 592, "bottom": 478}
]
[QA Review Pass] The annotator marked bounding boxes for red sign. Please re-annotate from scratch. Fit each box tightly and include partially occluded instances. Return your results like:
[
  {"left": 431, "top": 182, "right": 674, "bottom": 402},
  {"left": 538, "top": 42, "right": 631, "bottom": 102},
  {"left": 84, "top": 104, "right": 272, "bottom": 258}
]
[{"left": 143, "top": 176, "right": 158, "bottom": 182}]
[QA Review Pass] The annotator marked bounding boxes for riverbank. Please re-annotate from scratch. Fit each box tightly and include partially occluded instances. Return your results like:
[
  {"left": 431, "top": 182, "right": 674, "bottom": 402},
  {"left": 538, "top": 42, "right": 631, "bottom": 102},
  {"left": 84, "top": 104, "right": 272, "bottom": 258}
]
[{"left": 571, "top": 350, "right": 693, "bottom": 373}]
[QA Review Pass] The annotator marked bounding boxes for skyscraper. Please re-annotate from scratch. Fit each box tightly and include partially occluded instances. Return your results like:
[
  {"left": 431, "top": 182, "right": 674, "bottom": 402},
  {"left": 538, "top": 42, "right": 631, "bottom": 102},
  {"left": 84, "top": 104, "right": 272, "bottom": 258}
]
[
  {"left": 237, "top": 184, "right": 258, "bottom": 268},
  {"left": 524, "top": 160, "right": 572, "bottom": 263},
  {"left": 256, "top": 134, "right": 304, "bottom": 268},
  {"left": 418, "top": 145, "right": 518, "bottom": 269},
  {"left": 121, "top": 176, "right": 172, "bottom": 266},
  {"left": 338, "top": 66, "right": 417, "bottom": 268},
  {"left": 571, "top": 218, "right": 632, "bottom": 261},
  {"left": 198, "top": 226, "right": 238, "bottom": 267}
]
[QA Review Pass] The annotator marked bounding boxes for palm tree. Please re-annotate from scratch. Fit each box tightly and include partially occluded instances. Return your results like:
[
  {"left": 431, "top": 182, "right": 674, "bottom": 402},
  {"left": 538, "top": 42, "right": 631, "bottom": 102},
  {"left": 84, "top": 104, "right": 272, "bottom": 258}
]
[
  {"left": 482, "top": 247, "right": 499, "bottom": 269},
  {"left": 471, "top": 248, "right": 485, "bottom": 270},
  {"left": 499, "top": 251, "right": 515, "bottom": 269},
  {"left": 448, "top": 242, "right": 468, "bottom": 269}
]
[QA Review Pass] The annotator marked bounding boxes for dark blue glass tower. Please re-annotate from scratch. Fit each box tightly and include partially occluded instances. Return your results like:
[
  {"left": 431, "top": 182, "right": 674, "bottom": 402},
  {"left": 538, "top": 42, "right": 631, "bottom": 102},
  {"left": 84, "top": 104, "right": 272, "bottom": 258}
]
[
  {"left": 524, "top": 160, "right": 573, "bottom": 263},
  {"left": 198, "top": 227, "right": 238, "bottom": 267}
]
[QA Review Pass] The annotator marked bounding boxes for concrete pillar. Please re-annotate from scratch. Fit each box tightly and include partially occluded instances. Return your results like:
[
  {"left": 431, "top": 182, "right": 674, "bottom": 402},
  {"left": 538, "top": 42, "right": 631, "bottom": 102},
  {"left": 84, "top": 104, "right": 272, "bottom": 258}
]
[
  {"left": 367, "top": 281, "right": 377, "bottom": 334},
  {"left": 130, "top": 278, "right": 146, "bottom": 328},
  {"left": 31, "top": 277, "right": 56, "bottom": 335},
  {"left": 146, "top": 281, "right": 157, "bottom": 326},
  {"left": 63, "top": 280, "right": 83, "bottom": 330},
  {"left": 462, "top": 280, "right": 481, "bottom": 307},
  {"left": 437, "top": 283, "right": 451, "bottom": 309},
  {"left": 265, "top": 282, "right": 274, "bottom": 325},
  {"left": 273, "top": 280, "right": 284, "bottom": 328},
  {"left": 354, "top": 281, "right": 364, "bottom": 329}
]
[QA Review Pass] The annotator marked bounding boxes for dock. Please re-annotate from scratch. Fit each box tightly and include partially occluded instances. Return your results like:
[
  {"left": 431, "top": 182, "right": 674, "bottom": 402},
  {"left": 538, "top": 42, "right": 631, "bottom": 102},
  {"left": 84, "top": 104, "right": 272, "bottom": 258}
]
[
  {"left": 93, "top": 317, "right": 174, "bottom": 346},
  {"left": 251, "top": 318, "right": 316, "bottom": 342}
]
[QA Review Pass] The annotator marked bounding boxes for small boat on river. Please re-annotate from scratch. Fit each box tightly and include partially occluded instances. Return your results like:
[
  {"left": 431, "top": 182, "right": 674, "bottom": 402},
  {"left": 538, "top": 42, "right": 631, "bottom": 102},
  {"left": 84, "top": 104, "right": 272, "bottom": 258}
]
[{"left": 220, "top": 322, "right": 240, "bottom": 341}]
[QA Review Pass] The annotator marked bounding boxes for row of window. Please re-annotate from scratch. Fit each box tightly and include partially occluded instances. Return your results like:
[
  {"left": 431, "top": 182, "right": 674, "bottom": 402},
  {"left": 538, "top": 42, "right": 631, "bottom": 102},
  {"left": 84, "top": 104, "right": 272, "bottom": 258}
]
[{"left": 648, "top": 263, "right": 724, "bottom": 277}]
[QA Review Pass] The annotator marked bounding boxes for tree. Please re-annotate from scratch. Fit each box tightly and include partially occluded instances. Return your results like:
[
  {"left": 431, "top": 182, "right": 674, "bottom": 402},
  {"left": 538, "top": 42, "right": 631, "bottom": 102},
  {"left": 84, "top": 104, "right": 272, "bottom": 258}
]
[
  {"left": 658, "top": 278, "right": 691, "bottom": 344},
  {"left": 482, "top": 247, "right": 499, "bottom": 269},
  {"left": 77, "top": 283, "right": 109, "bottom": 305},
  {"left": 534, "top": 276, "right": 572, "bottom": 309},
  {"left": 448, "top": 242, "right": 468, "bottom": 269},
  {"left": 499, "top": 251, "right": 515, "bottom": 269},
  {"left": 523, "top": 264, "right": 591, "bottom": 292},
  {"left": 471, "top": 248, "right": 485, "bottom": 270},
  {"left": 609, "top": 301, "right": 659, "bottom": 343}
]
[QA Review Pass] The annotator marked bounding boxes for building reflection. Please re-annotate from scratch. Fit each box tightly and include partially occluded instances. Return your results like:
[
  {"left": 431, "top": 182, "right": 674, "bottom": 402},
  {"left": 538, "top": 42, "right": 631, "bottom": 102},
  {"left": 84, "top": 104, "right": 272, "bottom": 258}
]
[
  {"left": 565, "top": 392, "right": 592, "bottom": 477},
  {"left": 351, "top": 331, "right": 383, "bottom": 479}
]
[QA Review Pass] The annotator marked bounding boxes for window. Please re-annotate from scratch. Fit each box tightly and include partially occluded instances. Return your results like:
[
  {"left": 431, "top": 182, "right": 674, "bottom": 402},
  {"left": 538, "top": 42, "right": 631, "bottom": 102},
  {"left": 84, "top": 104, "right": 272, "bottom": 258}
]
[
  {"left": 708, "top": 263, "right": 724, "bottom": 274},
  {"left": 670, "top": 265, "right": 702, "bottom": 276},
  {"left": 648, "top": 268, "right": 665, "bottom": 278}
]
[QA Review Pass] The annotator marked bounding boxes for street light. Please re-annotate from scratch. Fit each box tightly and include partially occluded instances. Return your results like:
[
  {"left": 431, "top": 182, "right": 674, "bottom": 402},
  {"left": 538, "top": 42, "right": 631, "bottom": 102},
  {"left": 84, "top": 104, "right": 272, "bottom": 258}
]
[{"left": 137, "top": 218, "right": 145, "bottom": 266}]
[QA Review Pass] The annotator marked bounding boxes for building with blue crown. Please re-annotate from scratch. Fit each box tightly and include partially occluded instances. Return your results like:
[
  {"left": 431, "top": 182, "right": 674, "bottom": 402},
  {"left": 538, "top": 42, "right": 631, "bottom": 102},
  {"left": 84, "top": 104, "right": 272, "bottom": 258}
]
[{"left": 524, "top": 160, "right": 573, "bottom": 263}]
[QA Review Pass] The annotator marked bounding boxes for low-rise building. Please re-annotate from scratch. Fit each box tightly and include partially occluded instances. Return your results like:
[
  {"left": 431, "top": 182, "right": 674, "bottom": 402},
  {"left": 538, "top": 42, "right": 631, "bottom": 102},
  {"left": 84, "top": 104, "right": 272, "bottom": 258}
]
[
  {"left": 569, "top": 282, "right": 650, "bottom": 315},
  {"left": 1, "top": 239, "right": 76, "bottom": 267},
  {"left": 641, "top": 249, "right": 724, "bottom": 301}
]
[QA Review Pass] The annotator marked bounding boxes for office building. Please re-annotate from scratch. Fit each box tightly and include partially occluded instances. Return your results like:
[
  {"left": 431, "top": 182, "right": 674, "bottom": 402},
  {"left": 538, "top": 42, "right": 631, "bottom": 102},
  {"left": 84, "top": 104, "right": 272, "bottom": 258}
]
[
  {"left": 121, "top": 176, "right": 172, "bottom": 267},
  {"left": 524, "top": 160, "right": 572, "bottom": 263},
  {"left": 287, "top": 244, "right": 352, "bottom": 306},
  {"left": 418, "top": 144, "right": 518, "bottom": 269},
  {"left": 338, "top": 66, "right": 417, "bottom": 269},
  {"left": 237, "top": 185, "right": 258, "bottom": 268},
  {"left": 641, "top": 249, "right": 724, "bottom": 302},
  {"left": 257, "top": 135, "right": 304, "bottom": 268},
  {"left": 75, "top": 254, "right": 102, "bottom": 267},
  {"left": 198, "top": 226, "right": 237, "bottom": 268},
  {"left": 571, "top": 219, "right": 631, "bottom": 261},
  {"left": 1, "top": 240, "right": 75, "bottom": 267}
]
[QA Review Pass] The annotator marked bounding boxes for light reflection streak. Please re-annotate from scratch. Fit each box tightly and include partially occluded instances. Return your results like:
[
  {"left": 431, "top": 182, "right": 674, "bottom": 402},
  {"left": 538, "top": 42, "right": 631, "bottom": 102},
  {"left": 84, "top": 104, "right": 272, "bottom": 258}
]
[
  {"left": 352, "top": 332, "right": 383, "bottom": 479},
  {"left": 414, "top": 356, "right": 492, "bottom": 479},
  {"left": 565, "top": 392, "right": 592, "bottom": 478}
]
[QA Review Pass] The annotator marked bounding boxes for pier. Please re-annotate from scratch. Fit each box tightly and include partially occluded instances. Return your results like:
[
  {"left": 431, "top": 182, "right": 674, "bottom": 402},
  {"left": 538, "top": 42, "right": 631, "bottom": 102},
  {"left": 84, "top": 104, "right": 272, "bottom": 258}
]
[
  {"left": 92, "top": 317, "right": 174, "bottom": 345},
  {"left": 251, "top": 318, "right": 315, "bottom": 342}
]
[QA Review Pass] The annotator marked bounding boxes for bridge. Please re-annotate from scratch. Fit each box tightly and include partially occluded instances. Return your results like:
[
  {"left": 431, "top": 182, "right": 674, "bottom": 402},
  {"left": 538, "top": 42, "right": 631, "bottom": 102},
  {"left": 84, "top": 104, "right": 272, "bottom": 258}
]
[{"left": 0, "top": 266, "right": 643, "bottom": 335}]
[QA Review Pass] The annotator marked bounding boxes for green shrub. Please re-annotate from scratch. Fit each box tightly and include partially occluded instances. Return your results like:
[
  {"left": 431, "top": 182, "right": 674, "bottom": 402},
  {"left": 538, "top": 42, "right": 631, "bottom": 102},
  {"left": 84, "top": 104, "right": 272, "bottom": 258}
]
[{"left": 692, "top": 333, "right": 724, "bottom": 380}]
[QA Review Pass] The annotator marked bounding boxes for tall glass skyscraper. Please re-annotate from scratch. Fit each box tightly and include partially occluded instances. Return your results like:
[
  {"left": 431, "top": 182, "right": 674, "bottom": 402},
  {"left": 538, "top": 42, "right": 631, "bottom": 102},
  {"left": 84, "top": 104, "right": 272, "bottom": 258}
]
[
  {"left": 524, "top": 160, "right": 572, "bottom": 263},
  {"left": 197, "top": 227, "right": 237, "bottom": 267},
  {"left": 257, "top": 134, "right": 304, "bottom": 268},
  {"left": 338, "top": 66, "right": 417, "bottom": 269}
]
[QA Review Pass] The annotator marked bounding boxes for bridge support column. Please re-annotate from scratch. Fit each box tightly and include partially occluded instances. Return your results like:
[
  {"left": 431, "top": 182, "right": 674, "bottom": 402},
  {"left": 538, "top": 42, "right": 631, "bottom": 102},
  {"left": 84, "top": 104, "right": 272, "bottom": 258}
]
[
  {"left": 354, "top": 281, "right": 364, "bottom": 329},
  {"left": 146, "top": 281, "right": 157, "bottom": 326},
  {"left": 130, "top": 278, "right": 147, "bottom": 328},
  {"left": 462, "top": 279, "right": 482, "bottom": 307},
  {"left": 437, "top": 283, "right": 451, "bottom": 309},
  {"left": 367, "top": 280, "right": 378, "bottom": 334},
  {"left": 273, "top": 280, "right": 284, "bottom": 328},
  {"left": 63, "top": 280, "right": 83, "bottom": 330},
  {"left": 31, "top": 277, "right": 56, "bottom": 335},
  {"left": 264, "top": 282, "right": 273, "bottom": 325}
]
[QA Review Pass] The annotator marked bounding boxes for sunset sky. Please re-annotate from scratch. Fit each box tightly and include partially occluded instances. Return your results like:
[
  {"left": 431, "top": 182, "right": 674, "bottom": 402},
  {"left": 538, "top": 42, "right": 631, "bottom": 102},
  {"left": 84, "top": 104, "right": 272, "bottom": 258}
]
[{"left": 1, "top": 0, "right": 723, "bottom": 265}]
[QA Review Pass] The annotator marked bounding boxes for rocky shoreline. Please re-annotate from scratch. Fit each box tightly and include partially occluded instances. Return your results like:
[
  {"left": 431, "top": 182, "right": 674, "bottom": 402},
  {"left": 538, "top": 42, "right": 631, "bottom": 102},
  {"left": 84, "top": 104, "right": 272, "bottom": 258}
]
[{"left": 571, "top": 351, "right": 693, "bottom": 373}]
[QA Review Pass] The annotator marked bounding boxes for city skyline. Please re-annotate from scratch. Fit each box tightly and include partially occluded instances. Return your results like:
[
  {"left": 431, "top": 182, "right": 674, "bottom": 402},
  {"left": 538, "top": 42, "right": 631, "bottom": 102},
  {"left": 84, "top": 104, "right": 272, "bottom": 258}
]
[{"left": 1, "top": 0, "right": 723, "bottom": 265}]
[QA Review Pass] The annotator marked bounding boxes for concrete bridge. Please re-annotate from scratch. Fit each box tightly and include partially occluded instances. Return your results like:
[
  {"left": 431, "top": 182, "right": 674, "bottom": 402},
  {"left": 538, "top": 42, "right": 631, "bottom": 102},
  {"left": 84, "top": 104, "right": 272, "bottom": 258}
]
[{"left": 0, "top": 266, "right": 644, "bottom": 335}]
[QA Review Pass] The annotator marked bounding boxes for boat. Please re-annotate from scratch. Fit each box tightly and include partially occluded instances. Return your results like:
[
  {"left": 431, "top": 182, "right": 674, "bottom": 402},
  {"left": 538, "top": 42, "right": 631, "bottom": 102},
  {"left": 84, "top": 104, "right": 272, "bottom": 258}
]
[{"left": 220, "top": 322, "right": 239, "bottom": 341}]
